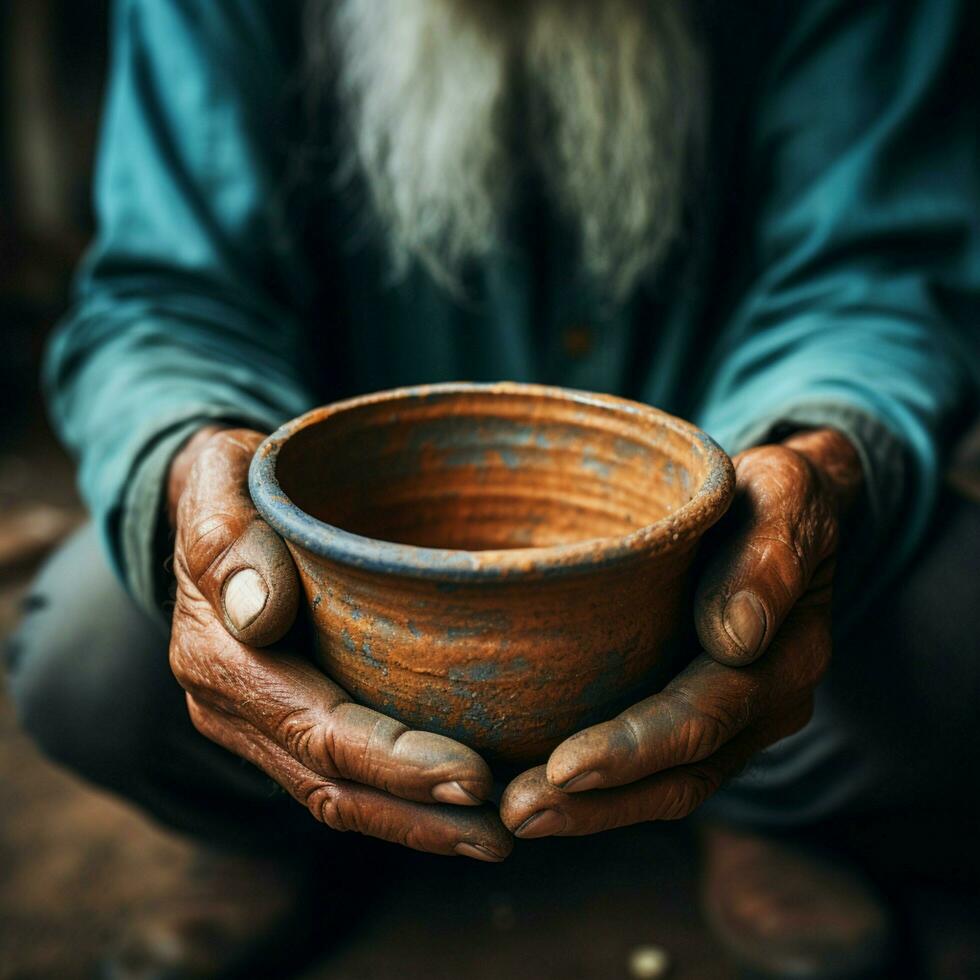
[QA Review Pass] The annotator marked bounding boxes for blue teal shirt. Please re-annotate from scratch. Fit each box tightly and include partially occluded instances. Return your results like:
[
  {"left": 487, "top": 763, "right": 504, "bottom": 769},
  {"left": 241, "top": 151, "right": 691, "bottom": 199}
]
[{"left": 45, "top": 0, "right": 980, "bottom": 616}]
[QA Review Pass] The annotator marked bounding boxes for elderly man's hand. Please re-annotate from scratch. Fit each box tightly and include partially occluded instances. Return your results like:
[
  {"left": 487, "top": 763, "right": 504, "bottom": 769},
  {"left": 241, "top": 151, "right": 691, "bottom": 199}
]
[
  {"left": 167, "top": 428, "right": 512, "bottom": 862},
  {"left": 500, "top": 428, "right": 862, "bottom": 839}
]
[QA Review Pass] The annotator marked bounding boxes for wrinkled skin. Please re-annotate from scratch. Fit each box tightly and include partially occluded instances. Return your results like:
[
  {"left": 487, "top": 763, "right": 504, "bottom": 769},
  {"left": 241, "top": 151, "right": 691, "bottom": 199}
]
[
  {"left": 167, "top": 424, "right": 860, "bottom": 853},
  {"left": 499, "top": 427, "right": 862, "bottom": 839},
  {"left": 168, "top": 428, "right": 512, "bottom": 862}
]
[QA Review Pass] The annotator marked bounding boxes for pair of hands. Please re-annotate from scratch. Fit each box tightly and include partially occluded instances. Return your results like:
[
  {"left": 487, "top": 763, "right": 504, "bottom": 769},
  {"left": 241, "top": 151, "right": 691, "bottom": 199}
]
[{"left": 168, "top": 424, "right": 861, "bottom": 861}]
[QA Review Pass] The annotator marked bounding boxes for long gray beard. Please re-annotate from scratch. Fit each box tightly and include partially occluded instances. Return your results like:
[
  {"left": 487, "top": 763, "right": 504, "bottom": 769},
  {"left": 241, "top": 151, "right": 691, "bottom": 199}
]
[{"left": 315, "top": 0, "right": 706, "bottom": 302}]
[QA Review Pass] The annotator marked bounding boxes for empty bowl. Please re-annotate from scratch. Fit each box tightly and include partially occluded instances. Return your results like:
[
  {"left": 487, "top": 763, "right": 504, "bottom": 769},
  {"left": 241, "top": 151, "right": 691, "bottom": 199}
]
[{"left": 249, "top": 382, "right": 734, "bottom": 766}]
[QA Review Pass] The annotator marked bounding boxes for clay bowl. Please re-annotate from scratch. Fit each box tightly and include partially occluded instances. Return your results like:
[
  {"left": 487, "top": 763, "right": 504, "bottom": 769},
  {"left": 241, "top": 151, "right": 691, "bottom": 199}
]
[{"left": 249, "top": 382, "right": 734, "bottom": 767}]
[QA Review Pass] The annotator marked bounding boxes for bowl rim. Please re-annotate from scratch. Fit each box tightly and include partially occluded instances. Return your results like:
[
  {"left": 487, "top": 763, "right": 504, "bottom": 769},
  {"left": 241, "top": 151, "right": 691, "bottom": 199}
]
[{"left": 248, "top": 382, "right": 735, "bottom": 581}]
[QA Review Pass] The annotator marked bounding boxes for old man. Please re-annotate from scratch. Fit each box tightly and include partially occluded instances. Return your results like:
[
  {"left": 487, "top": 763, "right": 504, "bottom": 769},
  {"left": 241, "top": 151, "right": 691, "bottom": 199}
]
[{"left": 7, "top": 0, "right": 979, "bottom": 977}]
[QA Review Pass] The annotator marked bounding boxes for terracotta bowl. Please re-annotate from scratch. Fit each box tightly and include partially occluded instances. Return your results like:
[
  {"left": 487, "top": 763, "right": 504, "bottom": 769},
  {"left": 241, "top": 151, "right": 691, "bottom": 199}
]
[{"left": 249, "top": 382, "right": 734, "bottom": 767}]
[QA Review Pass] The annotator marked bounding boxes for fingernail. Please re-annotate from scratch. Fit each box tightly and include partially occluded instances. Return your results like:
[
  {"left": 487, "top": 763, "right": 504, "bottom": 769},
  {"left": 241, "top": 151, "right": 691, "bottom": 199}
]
[
  {"left": 515, "top": 809, "right": 566, "bottom": 839},
  {"left": 560, "top": 770, "right": 602, "bottom": 792},
  {"left": 432, "top": 781, "right": 482, "bottom": 806},
  {"left": 223, "top": 568, "right": 268, "bottom": 632},
  {"left": 723, "top": 591, "right": 766, "bottom": 659},
  {"left": 455, "top": 842, "right": 505, "bottom": 863}
]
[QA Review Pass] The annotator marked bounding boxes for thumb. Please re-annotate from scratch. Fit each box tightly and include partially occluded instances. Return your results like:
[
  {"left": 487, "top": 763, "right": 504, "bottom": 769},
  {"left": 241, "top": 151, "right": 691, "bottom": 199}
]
[
  {"left": 176, "top": 429, "right": 300, "bottom": 647},
  {"left": 202, "top": 519, "right": 300, "bottom": 647},
  {"left": 694, "top": 444, "right": 837, "bottom": 666}
]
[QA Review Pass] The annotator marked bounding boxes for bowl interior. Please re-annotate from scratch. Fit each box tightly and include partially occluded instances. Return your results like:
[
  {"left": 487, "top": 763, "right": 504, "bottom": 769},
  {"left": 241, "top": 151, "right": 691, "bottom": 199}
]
[{"left": 273, "top": 387, "right": 717, "bottom": 552}]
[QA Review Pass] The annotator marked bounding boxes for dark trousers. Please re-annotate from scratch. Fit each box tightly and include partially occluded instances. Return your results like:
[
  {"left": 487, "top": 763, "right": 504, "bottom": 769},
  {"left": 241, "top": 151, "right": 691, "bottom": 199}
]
[
  {"left": 3, "top": 524, "right": 327, "bottom": 854},
  {"left": 5, "top": 492, "right": 980, "bottom": 849}
]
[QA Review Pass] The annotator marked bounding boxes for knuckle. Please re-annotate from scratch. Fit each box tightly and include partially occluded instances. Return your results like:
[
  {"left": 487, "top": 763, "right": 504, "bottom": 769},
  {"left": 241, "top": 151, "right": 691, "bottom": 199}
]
[
  {"left": 167, "top": 640, "right": 190, "bottom": 686},
  {"left": 175, "top": 490, "right": 195, "bottom": 533},
  {"left": 170, "top": 637, "right": 260, "bottom": 723},
  {"left": 740, "top": 444, "right": 815, "bottom": 501},
  {"left": 739, "top": 445, "right": 835, "bottom": 575},
  {"left": 175, "top": 592, "right": 213, "bottom": 633},
  {"left": 304, "top": 780, "right": 350, "bottom": 831},
  {"left": 168, "top": 635, "right": 203, "bottom": 694},
  {"left": 659, "top": 768, "right": 717, "bottom": 820},
  {"left": 326, "top": 703, "right": 402, "bottom": 785},
  {"left": 612, "top": 713, "right": 643, "bottom": 764},
  {"left": 798, "top": 500, "right": 840, "bottom": 570},
  {"left": 168, "top": 617, "right": 237, "bottom": 700},
  {"left": 192, "top": 430, "right": 245, "bottom": 472},
  {"left": 666, "top": 690, "right": 741, "bottom": 761},
  {"left": 773, "top": 534, "right": 809, "bottom": 593},
  {"left": 184, "top": 696, "right": 227, "bottom": 749},
  {"left": 679, "top": 713, "right": 724, "bottom": 762},
  {"left": 402, "top": 823, "right": 440, "bottom": 853},
  {"left": 357, "top": 711, "right": 401, "bottom": 781},
  {"left": 579, "top": 809, "right": 619, "bottom": 836},
  {"left": 743, "top": 529, "right": 808, "bottom": 601},
  {"left": 185, "top": 695, "right": 210, "bottom": 733},
  {"left": 182, "top": 514, "right": 244, "bottom": 585},
  {"left": 278, "top": 709, "right": 334, "bottom": 770},
  {"left": 819, "top": 505, "right": 841, "bottom": 555}
]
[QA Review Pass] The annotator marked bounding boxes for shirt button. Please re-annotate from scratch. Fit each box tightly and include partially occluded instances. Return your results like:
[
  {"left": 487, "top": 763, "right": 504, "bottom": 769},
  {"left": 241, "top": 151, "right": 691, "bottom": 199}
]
[{"left": 562, "top": 324, "right": 594, "bottom": 359}]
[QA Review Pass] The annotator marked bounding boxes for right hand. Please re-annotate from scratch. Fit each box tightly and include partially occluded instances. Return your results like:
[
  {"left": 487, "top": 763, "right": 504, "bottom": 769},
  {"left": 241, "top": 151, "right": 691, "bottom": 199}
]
[{"left": 167, "top": 427, "right": 512, "bottom": 862}]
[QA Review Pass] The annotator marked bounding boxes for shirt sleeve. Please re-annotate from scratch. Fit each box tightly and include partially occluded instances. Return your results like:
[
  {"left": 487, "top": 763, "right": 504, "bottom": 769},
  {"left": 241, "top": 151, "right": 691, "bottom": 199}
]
[
  {"left": 696, "top": 0, "right": 979, "bottom": 612},
  {"left": 43, "top": 0, "right": 317, "bottom": 617}
]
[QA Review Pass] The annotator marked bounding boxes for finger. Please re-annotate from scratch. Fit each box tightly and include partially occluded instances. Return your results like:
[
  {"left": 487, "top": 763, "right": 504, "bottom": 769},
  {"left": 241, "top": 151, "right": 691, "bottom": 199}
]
[
  {"left": 243, "top": 649, "right": 497, "bottom": 804},
  {"left": 694, "top": 445, "right": 838, "bottom": 666},
  {"left": 503, "top": 705, "right": 811, "bottom": 838},
  {"left": 171, "top": 610, "right": 495, "bottom": 805},
  {"left": 187, "top": 697, "right": 511, "bottom": 861},
  {"left": 545, "top": 607, "right": 830, "bottom": 792},
  {"left": 177, "top": 429, "right": 299, "bottom": 647}
]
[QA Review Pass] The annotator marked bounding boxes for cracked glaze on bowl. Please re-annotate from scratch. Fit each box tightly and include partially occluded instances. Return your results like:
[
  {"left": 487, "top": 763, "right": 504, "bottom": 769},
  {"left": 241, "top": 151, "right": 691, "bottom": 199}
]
[{"left": 249, "top": 383, "right": 735, "bottom": 767}]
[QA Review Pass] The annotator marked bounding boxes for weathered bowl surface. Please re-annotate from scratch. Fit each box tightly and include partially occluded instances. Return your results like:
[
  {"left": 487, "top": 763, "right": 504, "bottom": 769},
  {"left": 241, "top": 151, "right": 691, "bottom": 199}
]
[{"left": 249, "top": 382, "right": 734, "bottom": 766}]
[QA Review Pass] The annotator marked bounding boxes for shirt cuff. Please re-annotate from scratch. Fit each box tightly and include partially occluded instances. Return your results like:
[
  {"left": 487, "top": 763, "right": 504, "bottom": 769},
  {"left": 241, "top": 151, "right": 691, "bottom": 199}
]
[{"left": 121, "top": 407, "right": 287, "bottom": 621}]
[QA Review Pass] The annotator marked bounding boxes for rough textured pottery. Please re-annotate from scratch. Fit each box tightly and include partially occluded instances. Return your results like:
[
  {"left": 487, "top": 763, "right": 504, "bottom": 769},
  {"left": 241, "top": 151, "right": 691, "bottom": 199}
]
[{"left": 249, "top": 383, "right": 735, "bottom": 767}]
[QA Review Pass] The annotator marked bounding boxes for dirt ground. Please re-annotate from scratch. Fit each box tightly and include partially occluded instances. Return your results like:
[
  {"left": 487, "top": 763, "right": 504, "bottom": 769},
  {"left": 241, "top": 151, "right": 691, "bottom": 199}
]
[{"left": 1, "top": 428, "right": 979, "bottom": 980}]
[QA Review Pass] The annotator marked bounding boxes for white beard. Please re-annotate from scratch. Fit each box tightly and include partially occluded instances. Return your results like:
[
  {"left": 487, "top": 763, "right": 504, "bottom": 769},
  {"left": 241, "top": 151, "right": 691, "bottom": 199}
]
[{"left": 320, "top": 0, "right": 706, "bottom": 302}]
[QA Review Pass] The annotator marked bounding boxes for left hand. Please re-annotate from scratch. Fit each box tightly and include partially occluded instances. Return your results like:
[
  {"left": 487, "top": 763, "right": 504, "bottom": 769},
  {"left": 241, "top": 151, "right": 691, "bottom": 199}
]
[{"left": 499, "top": 428, "right": 863, "bottom": 839}]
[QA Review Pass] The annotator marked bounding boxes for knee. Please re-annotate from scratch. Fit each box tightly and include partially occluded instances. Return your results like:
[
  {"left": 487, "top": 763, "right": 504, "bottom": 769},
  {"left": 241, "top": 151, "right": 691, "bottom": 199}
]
[
  {"left": 7, "top": 606, "right": 157, "bottom": 782},
  {"left": 6, "top": 607, "right": 81, "bottom": 758},
  {"left": 5, "top": 527, "right": 172, "bottom": 784}
]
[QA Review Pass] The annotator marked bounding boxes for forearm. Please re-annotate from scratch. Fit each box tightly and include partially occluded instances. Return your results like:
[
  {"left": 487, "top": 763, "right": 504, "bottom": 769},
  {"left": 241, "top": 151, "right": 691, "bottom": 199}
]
[
  {"left": 43, "top": 0, "right": 320, "bottom": 616},
  {"left": 45, "top": 299, "right": 313, "bottom": 617},
  {"left": 700, "top": 0, "right": 978, "bottom": 608}
]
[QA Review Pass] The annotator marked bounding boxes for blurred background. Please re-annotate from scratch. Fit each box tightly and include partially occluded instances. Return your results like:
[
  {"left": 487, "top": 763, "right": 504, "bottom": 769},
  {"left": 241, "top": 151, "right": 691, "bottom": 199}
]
[{"left": 1, "top": 3, "right": 979, "bottom": 979}]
